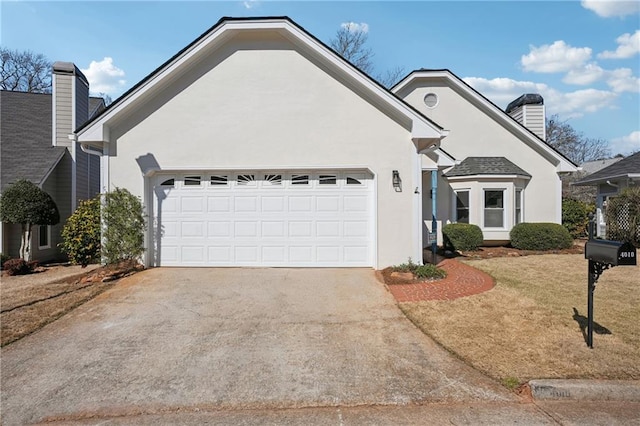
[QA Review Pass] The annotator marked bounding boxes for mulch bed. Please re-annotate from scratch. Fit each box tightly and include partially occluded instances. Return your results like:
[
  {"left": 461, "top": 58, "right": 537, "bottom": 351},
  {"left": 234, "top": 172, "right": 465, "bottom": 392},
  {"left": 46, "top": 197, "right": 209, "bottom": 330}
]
[{"left": 457, "top": 243, "right": 584, "bottom": 260}]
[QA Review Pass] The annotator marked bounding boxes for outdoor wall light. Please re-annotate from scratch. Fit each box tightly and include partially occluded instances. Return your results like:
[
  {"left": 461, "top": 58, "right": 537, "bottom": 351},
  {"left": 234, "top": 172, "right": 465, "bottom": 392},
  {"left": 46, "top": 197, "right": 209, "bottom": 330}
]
[{"left": 392, "top": 170, "right": 402, "bottom": 192}]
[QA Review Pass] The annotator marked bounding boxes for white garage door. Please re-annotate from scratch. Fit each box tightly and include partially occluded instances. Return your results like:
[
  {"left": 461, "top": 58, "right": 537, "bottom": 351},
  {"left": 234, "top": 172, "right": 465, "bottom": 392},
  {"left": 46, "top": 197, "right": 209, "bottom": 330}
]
[{"left": 153, "top": 171, "right": 374, "bottom": 267}]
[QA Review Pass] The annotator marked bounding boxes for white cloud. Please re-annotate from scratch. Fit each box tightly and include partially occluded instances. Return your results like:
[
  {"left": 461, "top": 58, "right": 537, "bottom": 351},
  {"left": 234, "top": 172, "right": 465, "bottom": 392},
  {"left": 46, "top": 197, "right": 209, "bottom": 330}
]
[
  {"left": 521, "top": 41, "right": 592, "bottom": 73},
  {"left": 463, "top": 76, "right": 619, "bottom": 118},
  {"left": 581, "top": 0, "right": 640, "bottom": 18},
  {"left": 563, "top": 63, "right": 606, "bottom": 85},
  {"left": 598, "top": 30, "right": 640, "bottom": 59},
  {"left": 243, "top": 0, "right": 259, "bottom": 9},
  {"left": 610, "top": 130, "right": 640, "bottom": 155},
  {"left": 81, "top": 57, "right": 126, "bottom": 95},
  {"left": 340, "top": 22, "right": 369, "bottom": 33},
  {"left": 606, "top": 67, "right": 640, "bottom": 92}
]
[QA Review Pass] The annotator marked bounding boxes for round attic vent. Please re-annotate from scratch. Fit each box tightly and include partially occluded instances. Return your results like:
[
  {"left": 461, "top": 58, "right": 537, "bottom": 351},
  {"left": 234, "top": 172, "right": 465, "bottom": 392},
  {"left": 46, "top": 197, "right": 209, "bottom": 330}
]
[{"left": 424, "top": 93, "right": 438, "bottom": 108}]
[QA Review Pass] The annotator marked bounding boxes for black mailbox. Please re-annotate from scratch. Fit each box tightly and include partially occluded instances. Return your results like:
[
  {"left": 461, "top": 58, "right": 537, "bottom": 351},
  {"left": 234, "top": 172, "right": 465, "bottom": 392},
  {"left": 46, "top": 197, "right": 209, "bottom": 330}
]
[{"left": 585, "top": 240, "right": 637, "bottom": 266}]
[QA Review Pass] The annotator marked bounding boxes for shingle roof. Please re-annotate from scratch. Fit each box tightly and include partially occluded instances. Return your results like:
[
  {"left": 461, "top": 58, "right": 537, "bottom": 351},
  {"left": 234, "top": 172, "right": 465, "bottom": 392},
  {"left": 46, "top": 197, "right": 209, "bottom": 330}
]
[
  {"left": 444, "top": 157, "right": 531, "bottom": 178},
  {"left": 574, "top": 152, "right": 640, "bottom": 185},
  {"left": 579, "top": 157, "right": 624, "bottom": 175},
  {"left": 0, "top": 91, "right": 67, "bottom": 191}
]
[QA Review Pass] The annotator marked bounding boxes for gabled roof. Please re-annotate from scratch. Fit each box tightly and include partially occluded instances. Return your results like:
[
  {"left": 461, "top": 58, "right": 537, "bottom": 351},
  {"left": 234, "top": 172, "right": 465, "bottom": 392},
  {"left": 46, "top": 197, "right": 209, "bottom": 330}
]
[
  {"left": 76, "top": 16, "right": 447, "bottom": 152},
  {"left": 579, "top": 157, "right": 624, "bottom": 175},
  {"left": 574, "top": 152, "right": 640, "bottom": 186},
  {"left": 444, "top": 157, "right": 531, "bottom": 178},
  {"left": 392, "top": 69, "right": 578, "bottom": 173},
  {"left": 89, "top": 96, "right": 106, "bottom": 118},
  {"left": 0, "top": 91, "right": 67, "bottom": 191}
]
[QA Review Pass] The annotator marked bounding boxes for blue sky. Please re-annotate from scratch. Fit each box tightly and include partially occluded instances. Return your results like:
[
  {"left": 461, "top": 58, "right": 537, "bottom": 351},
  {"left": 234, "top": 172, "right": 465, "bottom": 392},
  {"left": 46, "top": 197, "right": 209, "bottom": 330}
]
[{"left": 2, "top": 1, "right": 639, "bottom": 155}]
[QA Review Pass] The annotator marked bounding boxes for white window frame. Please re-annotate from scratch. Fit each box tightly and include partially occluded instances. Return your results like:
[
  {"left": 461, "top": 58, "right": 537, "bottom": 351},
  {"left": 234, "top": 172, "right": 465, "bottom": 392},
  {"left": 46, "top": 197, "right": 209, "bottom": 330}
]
[
  {"left": 453, "top": 189, "right": 470, "bottom": 224},
  {"left": 38, "top": 224, "right": 51, "bottom": 249},
  {"left": 514, "top": 188, "right": 524, "bottom": 225},
  {"left": 483, "top": 188, "right": 506, "bottom": 229}
]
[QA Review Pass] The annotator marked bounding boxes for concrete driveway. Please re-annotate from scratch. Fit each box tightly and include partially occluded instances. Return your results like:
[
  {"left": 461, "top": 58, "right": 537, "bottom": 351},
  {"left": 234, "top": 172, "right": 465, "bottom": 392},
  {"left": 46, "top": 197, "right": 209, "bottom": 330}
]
[{"left": 1, "top": 268, "right": 515, "bottom": 424}]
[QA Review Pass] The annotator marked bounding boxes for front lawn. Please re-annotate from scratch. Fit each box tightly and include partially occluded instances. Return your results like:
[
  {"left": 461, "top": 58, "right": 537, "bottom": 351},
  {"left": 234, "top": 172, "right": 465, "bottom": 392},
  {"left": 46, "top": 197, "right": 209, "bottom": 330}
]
[{"left": 401, "top": 254, "right": 640, "bottom": 386}]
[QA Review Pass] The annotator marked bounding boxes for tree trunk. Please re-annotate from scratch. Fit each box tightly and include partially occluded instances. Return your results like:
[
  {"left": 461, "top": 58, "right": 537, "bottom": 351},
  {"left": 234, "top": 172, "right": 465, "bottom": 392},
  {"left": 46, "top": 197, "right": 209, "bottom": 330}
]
[{"left": 20, "top": 223, "right": 32, "bottom": 261}]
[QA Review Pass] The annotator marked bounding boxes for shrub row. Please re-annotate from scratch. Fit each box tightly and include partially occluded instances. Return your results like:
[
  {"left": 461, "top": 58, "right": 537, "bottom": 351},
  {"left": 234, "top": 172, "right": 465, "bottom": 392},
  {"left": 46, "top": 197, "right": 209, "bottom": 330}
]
[{"left": 510, "top": 222, "right": 573, "bottom": 250}]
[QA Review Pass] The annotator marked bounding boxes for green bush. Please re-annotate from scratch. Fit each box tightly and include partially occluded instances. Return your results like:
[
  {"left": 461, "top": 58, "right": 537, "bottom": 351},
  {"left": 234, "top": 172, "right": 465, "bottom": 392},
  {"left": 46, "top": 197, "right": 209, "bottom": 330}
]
[
  {"left": 103, "top": 188, "right": 146, "bottom": 264},
  {"left": 562, "top": 198, "right": 594, "bottom": 238},
  {"left": 606, "top": 187, "right": 640, "bottom": 248},
  {"left": 415, "top": 264, "right": 447, "bottom": 279},
  {"left": 391, "top": 258, "right": 446, "bottom": 280},
  {"left": 60, "top": 197, "right": 101, "bottom": 267},
  {"left": 510, "top": 222, "right": 573, "bottom": 250},
  {"left": 442, "top": 223, "right": 484, "bottom": 251}
]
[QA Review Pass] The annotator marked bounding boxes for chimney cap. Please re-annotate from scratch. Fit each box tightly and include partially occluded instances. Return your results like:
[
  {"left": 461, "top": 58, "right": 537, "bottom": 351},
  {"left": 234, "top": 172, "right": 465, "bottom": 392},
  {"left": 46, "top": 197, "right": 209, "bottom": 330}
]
[
  {"left": 506, "top": 93, "right": 544, "bottom": 114},
  {"left": 52, "top": 61, "right": 89, "bottom": 86}
]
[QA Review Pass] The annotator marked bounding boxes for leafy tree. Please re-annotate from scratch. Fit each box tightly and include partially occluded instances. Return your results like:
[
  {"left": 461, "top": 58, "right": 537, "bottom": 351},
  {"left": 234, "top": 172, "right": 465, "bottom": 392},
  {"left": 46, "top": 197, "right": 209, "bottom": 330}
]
[
  {"left": 562, "top": 198, "right": 594, "bottom": 238},
  {"left": 0, "top": 47, "right": 52, "bottom": 93},
  {"left": 546, "top": 114, "right": 610, "bottom": 164},
  {"left": 102, "top": 188, "right": 145, "bottom": 264},
  {"left": 0, "top": 179, "right": 60, "bottom": 261},
  {"left": 329, "top": 25, "right": 404, "bottom": 89},
  {"left": 60, "top": 197, "right": 101, "bottom": 267}
]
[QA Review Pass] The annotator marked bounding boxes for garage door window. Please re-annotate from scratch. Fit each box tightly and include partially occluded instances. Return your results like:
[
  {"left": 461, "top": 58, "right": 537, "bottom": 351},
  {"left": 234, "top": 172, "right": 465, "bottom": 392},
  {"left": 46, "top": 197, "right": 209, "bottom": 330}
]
[
  {"left": 160, "top": 178, "right": 175, "bottom": 187},
  {"left": 264, "top": 174, "right": 282, "bottom": 186},
  {"left": 184, "top": 176, "right": 202, "bottom": 186},
  {"left": 210, "top": 175, "right": 228, "bottom": 186},
  {"left": 291, "top": 174, "right": 309, "bottom": 185},
  {"left": 237, "top": 174, "right": 256, "bottom": 186},
  {"left": 319, "top": 174, "right": 337, "bottom": 185},
  {"left": 346, "top": 175, "right": 363, "bottom": 185}
]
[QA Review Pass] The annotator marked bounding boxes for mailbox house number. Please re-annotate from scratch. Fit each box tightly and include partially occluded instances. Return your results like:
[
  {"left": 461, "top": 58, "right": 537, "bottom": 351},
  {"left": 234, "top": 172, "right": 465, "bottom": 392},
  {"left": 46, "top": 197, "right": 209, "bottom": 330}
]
[{"left": 621, "top": 251, "right": 635, "bottom": 258}]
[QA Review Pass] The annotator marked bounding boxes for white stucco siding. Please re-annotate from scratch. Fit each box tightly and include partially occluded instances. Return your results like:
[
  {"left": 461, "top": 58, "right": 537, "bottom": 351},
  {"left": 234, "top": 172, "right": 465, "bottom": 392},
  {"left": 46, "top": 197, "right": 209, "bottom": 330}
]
[
  {"left": 402, "top": 82, "right": 561, "bottom": 226},
  {"left": 107, "top": 41, "right": 419, "bottom": 267}
]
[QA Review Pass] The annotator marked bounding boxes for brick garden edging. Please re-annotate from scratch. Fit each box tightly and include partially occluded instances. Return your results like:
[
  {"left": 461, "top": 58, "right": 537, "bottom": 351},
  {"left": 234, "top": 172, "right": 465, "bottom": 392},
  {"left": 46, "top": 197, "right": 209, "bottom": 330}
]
[{"left": 385, "top": 259, "right": 495, "bottom": 302}]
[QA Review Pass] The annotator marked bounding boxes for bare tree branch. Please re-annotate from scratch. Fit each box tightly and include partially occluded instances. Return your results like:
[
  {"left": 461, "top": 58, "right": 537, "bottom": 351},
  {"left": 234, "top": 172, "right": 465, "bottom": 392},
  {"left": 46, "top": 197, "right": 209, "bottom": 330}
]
[
  {"left": 546, "top": 114, "right": 610, "bottom": 164},
  {"left": 330, "top": 27, "right": 375, "bottom": 74},
  {"left": 376, "top": 66, "right": 405, "bottom": 89},
  {"left": 1, "top": 47, "right": 52, "bottom": 93}
]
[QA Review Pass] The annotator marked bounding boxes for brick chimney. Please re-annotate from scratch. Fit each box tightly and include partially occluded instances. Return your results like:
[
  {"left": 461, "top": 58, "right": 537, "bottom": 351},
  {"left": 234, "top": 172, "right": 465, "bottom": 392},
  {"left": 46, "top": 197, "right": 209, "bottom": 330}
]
[{"left": 506, "top": 94, "right": 546, "bottom": 141}]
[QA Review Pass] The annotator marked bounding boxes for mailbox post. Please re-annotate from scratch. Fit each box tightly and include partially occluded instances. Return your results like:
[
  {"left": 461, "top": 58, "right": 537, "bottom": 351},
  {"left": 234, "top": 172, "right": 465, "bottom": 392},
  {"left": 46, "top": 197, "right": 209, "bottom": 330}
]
[{"left": 584, "top": 216, "right": 637, "bottom": 348}]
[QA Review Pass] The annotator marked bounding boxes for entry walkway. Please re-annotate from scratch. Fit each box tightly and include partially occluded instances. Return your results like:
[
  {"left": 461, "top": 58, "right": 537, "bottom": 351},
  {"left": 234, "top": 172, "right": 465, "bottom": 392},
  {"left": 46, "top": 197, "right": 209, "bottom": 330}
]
[{"left": 387, "top": 259, "right": 495, "bottom": 302}]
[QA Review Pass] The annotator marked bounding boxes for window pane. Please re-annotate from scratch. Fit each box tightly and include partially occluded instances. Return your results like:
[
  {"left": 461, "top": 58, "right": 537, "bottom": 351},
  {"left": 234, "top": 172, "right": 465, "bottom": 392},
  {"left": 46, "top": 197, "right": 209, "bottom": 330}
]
[
  {"left": 515, "top": 189, "right": 522, "bottom": 224},
  {"left": 39, "top": 225, "right": 48, "bottom": 247},
  {"left": 484, "top": 209, "right": 504, "bottom": 227},
  {"left": 160, "top": 178, "right": 175, "bottom": 187},
  {"left": 264, "top": 174, "right": 282, "bottom": 185},
  {"left": 184, "top": 176, "right": 201, "bottom": 186},
  {"left": 456, "top": 191, "right": 469, "bottom": 209},
  {"left": 237, "top": 174, "right": 255, "bottom": 185},
  {"left": 291, "top": 174, "right": 309, "bottom": 185},
  {"left": 455, "top": 191, "right": 470, "bottom": 223},
  {"left": 210, "top": 175, "right": 228, "bottom": 186},
  {"left": 485, "top": 190, "right": 503, "bottom": 208},
  {"left": 319, "top": 175, "right": 337, "bottom": 185},
  {"left": 346, "top": 176, "right": 362, "bottom": 185}
]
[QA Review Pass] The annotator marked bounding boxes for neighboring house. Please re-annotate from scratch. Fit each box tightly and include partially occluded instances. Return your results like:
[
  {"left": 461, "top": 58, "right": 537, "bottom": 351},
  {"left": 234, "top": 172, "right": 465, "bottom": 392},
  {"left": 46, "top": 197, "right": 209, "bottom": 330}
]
[
  {"left": 76, "top": 17, "right": 576, "bottom": 269},
  {"left": 574, "top": 152, "right": 640, "bottom": 237},
  {"left": 0, "top": 63, "right": 104, "bottom": 262}
]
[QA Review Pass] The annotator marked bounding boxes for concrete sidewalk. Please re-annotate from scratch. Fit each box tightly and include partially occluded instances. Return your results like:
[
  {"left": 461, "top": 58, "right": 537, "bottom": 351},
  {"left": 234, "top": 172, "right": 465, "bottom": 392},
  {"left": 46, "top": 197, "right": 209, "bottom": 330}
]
[{"left": 530, "top": 379, "right": 640, "bottom": 402}]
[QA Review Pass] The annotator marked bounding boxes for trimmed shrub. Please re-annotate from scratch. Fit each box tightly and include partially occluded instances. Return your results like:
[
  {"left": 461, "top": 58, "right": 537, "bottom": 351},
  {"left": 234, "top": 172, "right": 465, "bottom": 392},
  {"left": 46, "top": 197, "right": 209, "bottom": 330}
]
[
  {"left": 60, "top": 197, "right": 101, "bottom": 267},
  {"left": 2, "top": 258, "right": 37, "bottom": 276},
  {"left": 510, "top": 222, "right": 573, "bottom": 250},
  {"left": 103, "top": 188, "right": 146, "bottom": 264},
  {"left": 0, "top": 253, "right": 10, "bottom": 269},
  {"left": 562, "top": 198, "right": 594, "bottom": 238},
  {"left": 415, "top": 264, "right": 447, "bottom": 279},
  {"left": 392, "top": 258, "right": 420, "bottom": 273},
  {"left": 442, "top": 223, "right": 484, "bottom": 251},
  {"left": 606, "top": 187, "right": 640, "bottom": 248}
]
